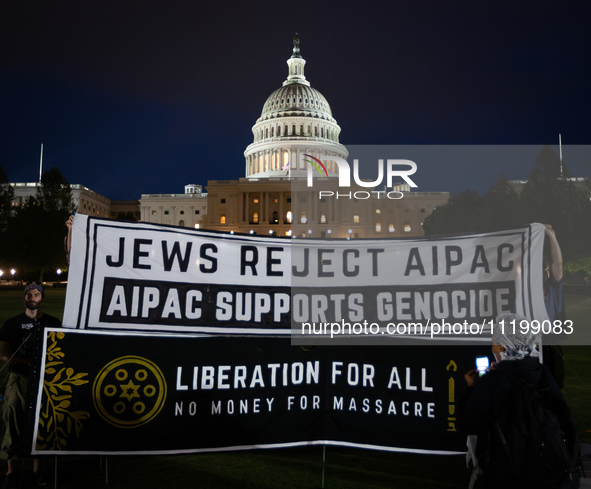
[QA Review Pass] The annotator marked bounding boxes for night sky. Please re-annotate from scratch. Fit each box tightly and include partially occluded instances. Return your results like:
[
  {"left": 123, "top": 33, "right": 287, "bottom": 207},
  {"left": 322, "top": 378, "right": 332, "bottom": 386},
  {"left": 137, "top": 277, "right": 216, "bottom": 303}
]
[{"left": 1, "top": 1, "right": 590, "bottom": 200}]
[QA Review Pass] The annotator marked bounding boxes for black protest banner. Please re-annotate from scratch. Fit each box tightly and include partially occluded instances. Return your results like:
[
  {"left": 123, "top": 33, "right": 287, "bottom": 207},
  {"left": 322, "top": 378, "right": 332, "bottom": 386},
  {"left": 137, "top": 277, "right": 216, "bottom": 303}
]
[
  {"left": 64, "top": 216, "right": 549, "bottom": 338},
  {"left": 30, "top": 328, "right": 488, "bottom": 456}
]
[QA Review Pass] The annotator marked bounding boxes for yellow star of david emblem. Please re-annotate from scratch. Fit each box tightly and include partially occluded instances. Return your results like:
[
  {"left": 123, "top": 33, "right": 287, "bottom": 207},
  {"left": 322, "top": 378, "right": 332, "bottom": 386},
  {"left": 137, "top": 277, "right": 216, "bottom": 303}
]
[{"left": 119, "top": 380, "right": 140, "bottom": 402}]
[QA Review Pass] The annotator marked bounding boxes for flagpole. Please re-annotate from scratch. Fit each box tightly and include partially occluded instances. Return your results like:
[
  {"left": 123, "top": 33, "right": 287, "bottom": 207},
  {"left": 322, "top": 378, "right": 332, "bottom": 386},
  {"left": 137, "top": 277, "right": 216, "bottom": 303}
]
[
  {"left": 39, "top": 143, "right": 44, "bottom": 184},
  {"left": 559, "top": 134, "right": 563, "bottom": 178}
]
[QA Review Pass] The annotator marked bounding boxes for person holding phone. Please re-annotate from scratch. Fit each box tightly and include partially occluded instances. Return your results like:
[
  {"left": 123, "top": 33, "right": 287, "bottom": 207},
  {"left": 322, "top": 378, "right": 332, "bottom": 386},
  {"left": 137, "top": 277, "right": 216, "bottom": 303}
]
[{"left": 458, "top": 312, "right": 578, "bottom": 488}]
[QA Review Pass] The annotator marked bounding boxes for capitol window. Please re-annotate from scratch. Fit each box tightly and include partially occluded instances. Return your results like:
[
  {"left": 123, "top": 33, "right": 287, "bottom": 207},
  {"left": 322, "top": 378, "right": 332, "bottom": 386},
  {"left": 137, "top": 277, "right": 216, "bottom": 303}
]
[
  {"left": 376, "top": 223, "right": 381, "bottom": 232},
  {"left": 389, "top": 224, "right": 395, "bottom": 232},
  {"left": 404, "top": 221, "right": 411, "bottom": 232},
  {"left": 253, "top": 212, "right": 259, "bottom": 224},
  {"left": 220, "top": 214, "right": 226, "bottom": 224},
  {"left": 353, "top": 214, "right": 360, "bottom": 223},
  {"left": 321, "top": 214, "right": 326, "bottom": 223}
]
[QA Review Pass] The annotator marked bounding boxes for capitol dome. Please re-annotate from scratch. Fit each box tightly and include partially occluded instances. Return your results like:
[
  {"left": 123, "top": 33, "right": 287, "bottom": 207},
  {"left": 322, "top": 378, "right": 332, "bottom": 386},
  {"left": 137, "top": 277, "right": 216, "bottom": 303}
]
[{"left": 244, "top": 35, "right": 348, "bottom": 179}]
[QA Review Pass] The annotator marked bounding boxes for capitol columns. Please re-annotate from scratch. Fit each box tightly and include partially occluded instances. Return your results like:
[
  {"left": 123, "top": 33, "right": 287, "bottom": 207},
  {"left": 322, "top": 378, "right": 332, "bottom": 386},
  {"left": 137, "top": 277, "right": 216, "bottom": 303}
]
[{"left": 245, "top": 192, "right": 249, "bottom": 224}]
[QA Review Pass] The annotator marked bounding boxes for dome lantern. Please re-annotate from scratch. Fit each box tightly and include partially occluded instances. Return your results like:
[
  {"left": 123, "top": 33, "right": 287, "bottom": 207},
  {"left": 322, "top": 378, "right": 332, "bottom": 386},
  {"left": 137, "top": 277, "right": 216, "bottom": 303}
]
[{"left": 284, "top": 33, "right": 309, "bottom": 87}]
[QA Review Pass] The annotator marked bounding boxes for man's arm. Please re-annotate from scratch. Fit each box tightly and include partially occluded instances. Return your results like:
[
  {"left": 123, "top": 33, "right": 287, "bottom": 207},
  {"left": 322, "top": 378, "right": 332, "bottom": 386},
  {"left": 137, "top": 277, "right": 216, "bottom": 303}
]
[
  {"left": 545, "top": 224, "right": 563, "bottom": 282},
  {"left": 0, "top": 340, "right": 11, "bottom": 363},
  {"left": 0, "top": 340, "right": 31, "bottom": 366},
  {"left": 65, "top": 214, "right": 74, "bottom": 263}
]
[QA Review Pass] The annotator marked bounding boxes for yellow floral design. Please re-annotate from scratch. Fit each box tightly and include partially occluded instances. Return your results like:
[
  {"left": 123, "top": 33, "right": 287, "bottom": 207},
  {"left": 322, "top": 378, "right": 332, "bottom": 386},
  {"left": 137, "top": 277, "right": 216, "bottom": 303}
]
[{"left": 36, "top": 331, "right": 90, "bottom": 450}]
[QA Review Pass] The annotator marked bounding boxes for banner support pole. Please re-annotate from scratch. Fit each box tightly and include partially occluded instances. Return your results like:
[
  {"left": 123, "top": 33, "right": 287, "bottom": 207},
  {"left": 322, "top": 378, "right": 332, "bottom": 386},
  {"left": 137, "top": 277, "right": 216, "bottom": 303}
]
[{"left": 321, "top": 445, "right": 326, "bottom": 488}]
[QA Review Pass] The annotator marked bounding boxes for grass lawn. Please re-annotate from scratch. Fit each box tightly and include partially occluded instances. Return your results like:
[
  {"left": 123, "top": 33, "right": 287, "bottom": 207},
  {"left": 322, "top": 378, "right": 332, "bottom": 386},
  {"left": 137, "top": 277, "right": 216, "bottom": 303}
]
[{"left": 0, "top": 286, "right": 589, "bottom": 488}]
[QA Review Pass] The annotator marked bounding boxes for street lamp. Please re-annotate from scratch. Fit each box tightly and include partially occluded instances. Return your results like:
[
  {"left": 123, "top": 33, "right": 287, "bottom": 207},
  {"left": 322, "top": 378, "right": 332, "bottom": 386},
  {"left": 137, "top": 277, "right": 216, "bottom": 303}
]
[
  {"left": 348, "top": 229, "right": 352, "bottom": 240},
  {"left": 57, "top": 268, "right": 62, "bottom": 283}
]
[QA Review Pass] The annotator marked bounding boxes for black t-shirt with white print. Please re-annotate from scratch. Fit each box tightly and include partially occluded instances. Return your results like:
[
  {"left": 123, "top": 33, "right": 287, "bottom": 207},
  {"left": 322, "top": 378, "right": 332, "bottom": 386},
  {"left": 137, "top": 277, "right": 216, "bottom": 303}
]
[{"left": 0, "top": 312, "right": 61, "bottom": 375}]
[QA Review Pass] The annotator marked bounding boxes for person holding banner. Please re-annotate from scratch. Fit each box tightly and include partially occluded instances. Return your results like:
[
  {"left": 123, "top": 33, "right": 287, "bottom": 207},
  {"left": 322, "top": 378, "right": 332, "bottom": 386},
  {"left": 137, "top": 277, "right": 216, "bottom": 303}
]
[
  {"left": 0, "top": 283, "right": 61, "bottom": 488},
  {"left": 64, "top": 214, "right": 74, "bottom": 264},
  {"left": 543, "top": 224, "right": 565, "bottom": 389},
  {"left": 459, "top": 313, "right": 579, "bottom": 489}
]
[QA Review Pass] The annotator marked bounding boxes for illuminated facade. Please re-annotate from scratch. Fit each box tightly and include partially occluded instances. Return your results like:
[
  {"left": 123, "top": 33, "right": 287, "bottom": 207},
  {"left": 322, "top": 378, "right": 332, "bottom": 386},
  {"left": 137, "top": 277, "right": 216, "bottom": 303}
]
[
  {"left": 11, "top": 182, "right": 116, "bottom": 218},
  {"left": 204, "top": 38, "right": 448, "bottom": 237},
  {"left": 140, "top": 184, "right": 208, "bottom": 228}
]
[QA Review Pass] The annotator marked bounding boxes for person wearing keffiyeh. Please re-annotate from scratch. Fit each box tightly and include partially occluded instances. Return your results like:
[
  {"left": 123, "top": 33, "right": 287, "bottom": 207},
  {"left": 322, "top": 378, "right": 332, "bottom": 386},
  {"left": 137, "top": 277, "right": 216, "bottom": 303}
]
[
  {"left": 457, "top": 313, "right": 578, "bottom": 489},
  {"left": 490, "top": 312, "right": 541, "bottom": 362}
]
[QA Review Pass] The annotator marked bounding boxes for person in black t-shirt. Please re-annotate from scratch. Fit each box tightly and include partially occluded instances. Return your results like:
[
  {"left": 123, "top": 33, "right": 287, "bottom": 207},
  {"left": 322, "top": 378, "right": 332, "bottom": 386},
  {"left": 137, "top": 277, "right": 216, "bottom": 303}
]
[{"left": 0, "top": 283, "right": 61, "bottom": 487}]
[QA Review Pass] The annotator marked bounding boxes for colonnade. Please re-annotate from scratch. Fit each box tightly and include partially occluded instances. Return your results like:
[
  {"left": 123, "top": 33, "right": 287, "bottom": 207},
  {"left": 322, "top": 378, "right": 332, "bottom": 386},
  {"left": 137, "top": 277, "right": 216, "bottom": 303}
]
[
  {"left": 242, "top": 191, "right": 287, "bottom": 225},
  {"left": 245, "top": 148, "right": 343, "bottom": 176}
]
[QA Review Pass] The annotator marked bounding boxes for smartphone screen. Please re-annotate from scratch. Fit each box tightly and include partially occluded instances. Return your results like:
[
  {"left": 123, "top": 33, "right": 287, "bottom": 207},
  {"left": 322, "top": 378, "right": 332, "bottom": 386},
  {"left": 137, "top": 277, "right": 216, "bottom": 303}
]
[{"left": 476, "top": 356, "right": 489, "bottom": 376}]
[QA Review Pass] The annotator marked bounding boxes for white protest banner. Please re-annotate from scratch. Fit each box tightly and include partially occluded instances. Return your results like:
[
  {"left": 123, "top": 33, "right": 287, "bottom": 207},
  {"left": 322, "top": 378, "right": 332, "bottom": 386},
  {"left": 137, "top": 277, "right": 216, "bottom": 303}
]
[{"left": 64, "top": 216, "right": 548, "bottom": 338}]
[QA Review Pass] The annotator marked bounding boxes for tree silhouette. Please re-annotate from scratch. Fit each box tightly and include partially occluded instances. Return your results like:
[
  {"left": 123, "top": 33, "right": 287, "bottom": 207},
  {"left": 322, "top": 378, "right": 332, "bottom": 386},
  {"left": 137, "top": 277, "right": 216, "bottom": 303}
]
[
  {"left": 5, "top": 167, "right": 76, "bottom": 282},
  {"left": 423, "top": 147, "right": 591, "bottom": 279}
]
